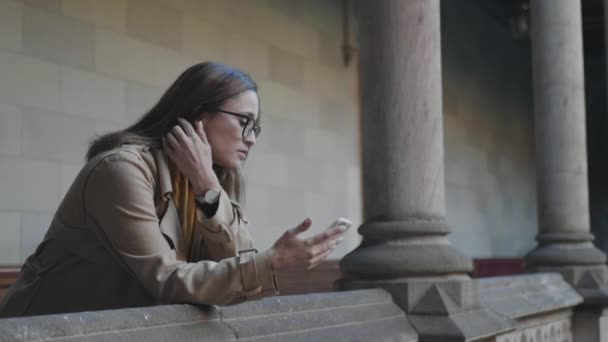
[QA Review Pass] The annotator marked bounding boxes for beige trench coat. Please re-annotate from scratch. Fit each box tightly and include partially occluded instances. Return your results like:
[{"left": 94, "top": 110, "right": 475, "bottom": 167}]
[{"left": 0, "top": 144, "right": 278, "bottom": 318}]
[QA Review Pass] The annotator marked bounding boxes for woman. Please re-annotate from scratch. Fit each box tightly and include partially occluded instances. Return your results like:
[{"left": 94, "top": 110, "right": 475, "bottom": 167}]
[{"left": 0, "top": 62, "right": 346, "bottom": 317}]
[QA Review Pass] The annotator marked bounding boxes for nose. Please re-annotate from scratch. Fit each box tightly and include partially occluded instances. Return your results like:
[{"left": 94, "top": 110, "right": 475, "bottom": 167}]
[{"left": 244, "top": 131, "right": 256, "bottom": 147}]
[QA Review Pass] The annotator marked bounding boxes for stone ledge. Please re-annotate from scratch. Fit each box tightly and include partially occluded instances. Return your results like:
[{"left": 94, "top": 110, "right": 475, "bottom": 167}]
[
  {"left": 478, "top": 273, "right": 583, "bottom": 319},
  {"left": 0, "top": 289, "right": 417, "bottom": 342}
]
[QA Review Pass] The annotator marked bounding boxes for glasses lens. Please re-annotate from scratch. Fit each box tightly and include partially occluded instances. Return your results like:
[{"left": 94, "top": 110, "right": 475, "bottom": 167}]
[{"left": 243, "top": 120, "right": 255, "bottom": 138}]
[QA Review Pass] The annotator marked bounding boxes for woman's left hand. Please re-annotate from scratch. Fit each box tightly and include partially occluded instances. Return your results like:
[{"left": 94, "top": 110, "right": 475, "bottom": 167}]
[{"left": 163, "top": 118, "right": 221, "bottom": 195}]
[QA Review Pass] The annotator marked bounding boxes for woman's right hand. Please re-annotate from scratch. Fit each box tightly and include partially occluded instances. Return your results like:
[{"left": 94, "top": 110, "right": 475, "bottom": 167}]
[
  {"left": 163, "top": 118, "right": 221, "bottom": 195},
  {"left": 268, "top": 218, "right": 346, "bottom": 271}
]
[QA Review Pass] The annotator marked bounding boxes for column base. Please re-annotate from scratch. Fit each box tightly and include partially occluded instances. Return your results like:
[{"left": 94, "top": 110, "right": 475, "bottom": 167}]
[
  {"left": 340, "top": 219, "right": 473, "bottom": 279},
  {"left": 336, "top": 278, "right": 513, "bottom": 341},
  {"left": 526, "top": 242, "right": 607, "bottom": 267},
  {"left": 530, "top": 265, "right": 608, "bottom": 307}
]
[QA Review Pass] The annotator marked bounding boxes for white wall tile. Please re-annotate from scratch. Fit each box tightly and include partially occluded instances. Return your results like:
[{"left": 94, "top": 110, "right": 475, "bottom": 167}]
[
  {"left": 126, "top": 0, "right": 183, "bottom": 51},
  {"left": 244, "top": 4, "right": 321, "bottom": 62},
  {"left": 22, "top": 5, "right": 95, "bottom": 69},
  {"left": 0, "top": 211, "right": 21, "bottom": 264},
  {"left": 244, "top": 150, "right": 289, "bottom": 189},
  {"left": 267, "top": 46, "right": 304, "bottom": 90},
  {"left": 0, "top": 0, "right": 22, "bottom": 52},
  {"left": 182, "top": 15, "right": 226, "bottom": 62},
  {"left": 225, "top": 33, "right": 270, "bottom": 82},
  {"left": 96, "top": 29, "right": 197, "bottom": 89},
  {"left": 267, "top": 0, "right": 342, "bottom": 40},
  {"left": 125, "top": 81, "right": 162, "bottom": 124},
  {"left": 303, "top": 127, "right": 340, "bottom": 162},
  {"left": 19, "top": 0, "right": 61, "bottom": 12},
  {"left": 258, "top": 115, "right": 306, "bottom": 156},
  {"left": 0, "top": 157, "right": 61, "bottom": 211},
  {"left": 0, "top": 51, "right": 61, "bottom": 111},
  {"left": 61, "top": 66, "right": 126, "bottom": 122},
  {"left": 20, "top": 211, "right": 53, "bottom": 261},
  {"left": 62, "top": 0, "right": 126, "bottom": 33},
  {"left": 94, "top": 119, "right": 124, "bottom": 136},
  {"left": 257, "top": 80, "right": 321, "bottom": 127},
  {"left": 22, "top": 107, "right": 96, "bottom": 162},
  {"left": 60, "top": 163, "right": 82, "bottom": 198},
  {"left": 303, "top": 62, "right": 348, "bottom": 101},
  {"left": 0, "top": 103, "right": 21, "bottom": 156}
]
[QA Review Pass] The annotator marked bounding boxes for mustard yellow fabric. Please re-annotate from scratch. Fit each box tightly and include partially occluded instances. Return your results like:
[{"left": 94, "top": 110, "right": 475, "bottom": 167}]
[{"left": 168, "top": 160, "right": 196, "bottom": 260}]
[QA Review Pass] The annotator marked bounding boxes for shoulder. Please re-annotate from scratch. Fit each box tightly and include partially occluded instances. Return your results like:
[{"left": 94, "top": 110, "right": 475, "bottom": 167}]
[{"left": 86, "top": 144, "right": 158, "bottom": 186}]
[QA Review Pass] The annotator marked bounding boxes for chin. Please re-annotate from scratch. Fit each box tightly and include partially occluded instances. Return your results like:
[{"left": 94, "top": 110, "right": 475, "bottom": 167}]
[{"left": 217, "top": 160, "right": 241, "bottom": 170}]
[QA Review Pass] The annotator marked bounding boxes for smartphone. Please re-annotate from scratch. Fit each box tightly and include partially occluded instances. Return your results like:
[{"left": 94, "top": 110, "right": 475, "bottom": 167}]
[{"left": 326, "top": 217, "right": 353, "bottom": 231}]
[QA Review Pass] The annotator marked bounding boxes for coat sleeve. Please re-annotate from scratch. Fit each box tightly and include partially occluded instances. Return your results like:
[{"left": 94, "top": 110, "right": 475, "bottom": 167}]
[
  {"left": 83, "top": 151, "right": 278, "bottom": 305},
  {"left": 194, "top": 190, "right": 255, "bottom": 262}
]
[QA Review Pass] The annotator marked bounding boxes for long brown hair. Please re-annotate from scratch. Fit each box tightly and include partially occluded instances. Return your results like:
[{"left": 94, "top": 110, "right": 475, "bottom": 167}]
[{"left": 87, "top": 62, "right": 259, "bottom": 203}]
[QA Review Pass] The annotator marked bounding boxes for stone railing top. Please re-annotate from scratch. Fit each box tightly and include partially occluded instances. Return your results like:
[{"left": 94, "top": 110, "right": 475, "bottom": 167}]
[
  {"left": 0, "top": 289, "right": 417, "bottom": 342},
  {"left": 478, "top": 273, "right": 583, "bottom": 320}
]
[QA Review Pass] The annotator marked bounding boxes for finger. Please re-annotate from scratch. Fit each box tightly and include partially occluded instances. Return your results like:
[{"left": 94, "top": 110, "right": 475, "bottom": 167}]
[
  {"left": 317, "top": 236, "right": 342, "bottom": 255},
  {"left": 163, "top": 138, "right": 178, "bottom": 162},
  {"left": 196, "top": 120, "right": 209, "bottom": 144},
  {"left": 304, "top": 225, "right": 346, "bottom": 246},
  {"left": 162, "top": 137, "right": 172, "bottom": 153},
  {"left": 308, "top": 248, "right": 334, "bottom": 270},
  {"left": 288, "top": 218, "right": 312, "bottom": 236},
  {"left": 166, "top": 132, "right": 180, "bottom": 150},
  {"left": 306, "top": 235, "right": 341, "bottom": 260},
  {"left": 177, "top": 118, "right": 197, "bottom": 137},
  {"left": 171, "top": 125, "right": 189, "bottom": 144}
]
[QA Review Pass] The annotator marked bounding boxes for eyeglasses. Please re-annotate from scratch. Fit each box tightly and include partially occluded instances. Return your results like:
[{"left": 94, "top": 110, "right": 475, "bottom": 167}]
[{"left": 217, "top": 109, "right": 261, "bottom": 139}]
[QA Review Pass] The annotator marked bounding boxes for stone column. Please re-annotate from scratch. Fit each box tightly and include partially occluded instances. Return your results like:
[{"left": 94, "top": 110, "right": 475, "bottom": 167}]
[
  {"left": 526, "top": 0, "right": 608, "bottom": 299},
  {"left": 337, "top": 1, "right": 511, "bottom": 339},
  {"left": 338, "top": 0, "right": 470, "bottom": 280},
  {"left": 527, "top": 1, "right": 608, "bottom": 340}
]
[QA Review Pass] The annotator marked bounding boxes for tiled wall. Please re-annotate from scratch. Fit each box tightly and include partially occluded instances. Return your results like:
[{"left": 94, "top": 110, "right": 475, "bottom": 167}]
[
  {"left": 0, "top": 0, "right": 539, "bottom": 265},
  {"left": 0, "top": 0, "right": 361, "bottom": 264}
]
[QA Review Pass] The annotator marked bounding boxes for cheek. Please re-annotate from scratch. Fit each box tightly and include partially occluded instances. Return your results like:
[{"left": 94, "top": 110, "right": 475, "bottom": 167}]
[{"left": 206, "top": 121, "right": 241, "bottom": 157}]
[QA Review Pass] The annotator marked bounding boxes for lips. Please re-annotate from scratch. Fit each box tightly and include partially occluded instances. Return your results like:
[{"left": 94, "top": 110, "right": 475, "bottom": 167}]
[{"left": 238, "top": 150, "right": 248, "bottom": 158}]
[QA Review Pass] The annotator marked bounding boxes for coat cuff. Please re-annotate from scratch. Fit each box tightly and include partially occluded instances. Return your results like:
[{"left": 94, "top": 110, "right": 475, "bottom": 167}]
[
  {"left": 238, "top": 249, "right": 279, "bottom": 299},
  {"left": 196, "top": 190, "right": 235, "bottom": 233}
]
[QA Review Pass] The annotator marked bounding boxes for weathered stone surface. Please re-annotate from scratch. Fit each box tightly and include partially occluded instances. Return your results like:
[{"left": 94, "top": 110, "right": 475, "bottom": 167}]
[
  {"left": 496, "top": 311, "right": 573, "bottom": 342},
  {"left": 408, "top": 308, "right": 513, "bottom": 341},
  {"left": 0, "top": 289, "right": 417, "bottom": 342},
  {"left": 526, "top": 0, "right": 608, "bottom": 278},
  {"left": 572, "top": 308, "right": 608, "bottom": 342},
  {"left": 338, "top": 278, "right": 514, "bottom": 341},
  {"left": 527, "top": 0, "right": 608, "bottom": 338},
  {"left": 478, "top": 273, "right": 582, "bottom": 319},
  {"left": 340, "top": 0, "right": 472, "bottom": 281},
  {"left": 0, "top": 305, "right": 227, "bottom": 342}
]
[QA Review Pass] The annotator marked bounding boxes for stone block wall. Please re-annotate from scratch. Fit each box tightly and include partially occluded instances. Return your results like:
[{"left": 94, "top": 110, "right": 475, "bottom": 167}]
[
  {"left": 0, "top": 0, "right": 538, "bottom": 264},
  {"left": 0, "top": 0, "right": 361, "bottom": 265}
]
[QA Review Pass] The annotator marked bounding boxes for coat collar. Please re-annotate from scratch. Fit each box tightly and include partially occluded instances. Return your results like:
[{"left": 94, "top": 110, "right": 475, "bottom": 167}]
[{"left": 152, "top": 148, "right": 173, "bottom": 201}]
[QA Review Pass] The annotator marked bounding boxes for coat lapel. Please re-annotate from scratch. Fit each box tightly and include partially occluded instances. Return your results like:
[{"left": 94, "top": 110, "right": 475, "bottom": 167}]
[{"left": 152, "top": 148, "right": 187, "bottom": 261}]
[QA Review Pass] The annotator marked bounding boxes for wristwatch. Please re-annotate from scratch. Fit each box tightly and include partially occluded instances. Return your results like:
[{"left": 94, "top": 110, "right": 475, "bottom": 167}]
[{"left": 195, "top": 189, "right": 221, "bottom": 207}]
